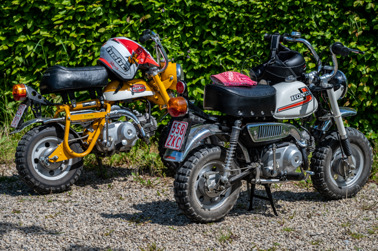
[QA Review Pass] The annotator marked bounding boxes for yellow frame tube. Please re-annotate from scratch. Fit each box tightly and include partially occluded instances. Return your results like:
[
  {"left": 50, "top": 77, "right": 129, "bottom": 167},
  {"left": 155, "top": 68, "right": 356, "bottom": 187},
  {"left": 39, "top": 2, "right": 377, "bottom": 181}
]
[
  {"left": 49, "top": 102, "right": 111, "bottom": 162},
  {"left": 152, "top": 75, "right": 171, "bottom": 104}
]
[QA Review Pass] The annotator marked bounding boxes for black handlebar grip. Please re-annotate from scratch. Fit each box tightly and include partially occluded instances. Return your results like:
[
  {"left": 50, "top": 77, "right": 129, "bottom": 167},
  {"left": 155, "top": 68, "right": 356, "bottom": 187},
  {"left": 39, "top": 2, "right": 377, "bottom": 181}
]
[
  {"left": 139, "top": 34, "right": 150, "bottom": 43},
  {"left": 264, "top": 33, "right": 272, "bottom": 41},
  {"left": 332, "top": 42, "right": 350, "bottom": 57}
]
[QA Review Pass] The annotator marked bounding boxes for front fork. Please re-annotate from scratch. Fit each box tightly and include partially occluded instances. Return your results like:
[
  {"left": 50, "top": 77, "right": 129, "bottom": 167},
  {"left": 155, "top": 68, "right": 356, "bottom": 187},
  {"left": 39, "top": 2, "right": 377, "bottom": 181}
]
[{"left": 326, "top": 88, "right": 355, "bottom": 173}]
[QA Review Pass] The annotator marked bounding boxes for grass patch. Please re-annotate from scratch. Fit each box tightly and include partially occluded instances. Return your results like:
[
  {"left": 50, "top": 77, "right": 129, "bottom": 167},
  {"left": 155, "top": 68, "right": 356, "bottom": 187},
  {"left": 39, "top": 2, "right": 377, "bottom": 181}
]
[
  {"left": 347, "top": 230, "right": 365, "bottom": 240},
  {"left": 0, "top": 129, "right": 21, "bottom": 165},
  {"left": 218, "top": 229, "right": 238, "bottom": 244},
  {"left": 282, "top": 227, "right": 295, "bottom": 232},
  {"left": 371, "top": 140, "right": 378, "bottom": 183},
  {"left": 139, "top": 243, "right": 163, "bottom": 251}
]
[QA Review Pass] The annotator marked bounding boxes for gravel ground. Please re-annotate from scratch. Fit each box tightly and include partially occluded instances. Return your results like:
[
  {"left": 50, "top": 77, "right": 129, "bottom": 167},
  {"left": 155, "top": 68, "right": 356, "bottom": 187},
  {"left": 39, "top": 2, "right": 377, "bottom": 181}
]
[{"left": 0, "top": 163, "right": 377, "bottom": 251}]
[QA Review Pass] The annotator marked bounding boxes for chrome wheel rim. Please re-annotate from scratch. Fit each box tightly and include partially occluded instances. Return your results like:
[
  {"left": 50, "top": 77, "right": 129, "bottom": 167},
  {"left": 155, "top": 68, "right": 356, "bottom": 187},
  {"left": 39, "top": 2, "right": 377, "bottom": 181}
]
[
  {"left": 329, "top": 143, "right": 364, "bottom": 188},
  {"left": 194, "top": 161, "right": 231, "bottom": 211},
  {"left": 31, "top": 136, "right": 72, "bottom": 181}
]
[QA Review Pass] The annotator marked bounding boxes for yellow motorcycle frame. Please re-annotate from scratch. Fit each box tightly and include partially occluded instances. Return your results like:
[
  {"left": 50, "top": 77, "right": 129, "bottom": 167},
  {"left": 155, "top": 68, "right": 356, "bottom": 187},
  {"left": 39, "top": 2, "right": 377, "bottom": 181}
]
[{"left": 46, "top": 61, "right": 180, "bottom": 163}]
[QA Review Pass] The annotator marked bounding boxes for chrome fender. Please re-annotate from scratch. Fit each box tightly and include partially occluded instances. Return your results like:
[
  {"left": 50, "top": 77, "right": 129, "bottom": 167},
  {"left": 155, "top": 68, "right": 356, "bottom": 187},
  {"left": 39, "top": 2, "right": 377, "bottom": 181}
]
[
  {"left": 163, "top": 124, "right": 224, "bottom": 163},
  {"left": 316, "top": 107, "right": 357, "bottom": 132}
]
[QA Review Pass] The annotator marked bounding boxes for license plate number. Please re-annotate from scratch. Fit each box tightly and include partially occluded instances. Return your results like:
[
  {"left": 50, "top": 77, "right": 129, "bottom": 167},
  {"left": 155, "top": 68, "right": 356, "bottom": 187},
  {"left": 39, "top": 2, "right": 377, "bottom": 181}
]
[
  {"left": 11, "top": 104, "right": 27, "bottom": 128},
  {"left": 164, "top": 121, "right": 188, "bottom": 150}
]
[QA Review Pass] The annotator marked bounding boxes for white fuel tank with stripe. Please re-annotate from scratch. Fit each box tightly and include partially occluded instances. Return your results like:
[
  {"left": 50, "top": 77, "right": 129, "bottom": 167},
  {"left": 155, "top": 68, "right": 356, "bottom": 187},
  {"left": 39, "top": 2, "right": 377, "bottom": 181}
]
[{"left": 272, "top": 81, "right": 318, "bottom": 119}]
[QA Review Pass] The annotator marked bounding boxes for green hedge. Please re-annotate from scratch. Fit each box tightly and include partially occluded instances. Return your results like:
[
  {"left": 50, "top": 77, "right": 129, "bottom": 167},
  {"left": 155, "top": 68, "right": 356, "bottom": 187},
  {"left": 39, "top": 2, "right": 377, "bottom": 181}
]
[{"left": 1, "top": 0, "right": 377, "bottom": 139}]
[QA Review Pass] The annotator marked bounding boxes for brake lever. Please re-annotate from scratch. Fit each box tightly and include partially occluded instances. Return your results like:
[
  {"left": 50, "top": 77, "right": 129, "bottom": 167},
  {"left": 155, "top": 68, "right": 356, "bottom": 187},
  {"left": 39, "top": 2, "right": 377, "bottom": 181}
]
[{"left": 349, "top": 48, "right": 365, "bottom": 55}]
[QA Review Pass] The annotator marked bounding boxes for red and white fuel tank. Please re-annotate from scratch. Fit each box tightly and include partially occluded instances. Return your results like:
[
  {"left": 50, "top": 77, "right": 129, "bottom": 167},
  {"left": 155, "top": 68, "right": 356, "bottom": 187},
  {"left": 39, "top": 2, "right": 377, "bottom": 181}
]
[{"left": 272, "top": 81, "right": 318, "bottom": 119}]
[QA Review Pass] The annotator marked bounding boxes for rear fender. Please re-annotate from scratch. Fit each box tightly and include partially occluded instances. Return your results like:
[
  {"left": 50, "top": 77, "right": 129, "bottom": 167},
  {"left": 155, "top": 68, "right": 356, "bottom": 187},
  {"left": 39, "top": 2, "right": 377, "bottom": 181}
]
[
  {"left": 163, "top": 124, "right": 223, "bottom": 163},
  {"left": 163, "top": 124, "right": 251, "bottom": 163},
  {"left": 11, "top": 118, "right": 64, "bottom": 134}
]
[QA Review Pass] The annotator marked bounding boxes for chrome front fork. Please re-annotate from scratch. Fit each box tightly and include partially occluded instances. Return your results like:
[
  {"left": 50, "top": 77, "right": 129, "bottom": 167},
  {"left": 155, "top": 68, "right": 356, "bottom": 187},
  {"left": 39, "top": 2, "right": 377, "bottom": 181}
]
[
  {"left": 326, "top": 88, "right": 355, "bottom": 171},
  {"left": 326, "top": 89, "right": 348, "bottom": 140}
]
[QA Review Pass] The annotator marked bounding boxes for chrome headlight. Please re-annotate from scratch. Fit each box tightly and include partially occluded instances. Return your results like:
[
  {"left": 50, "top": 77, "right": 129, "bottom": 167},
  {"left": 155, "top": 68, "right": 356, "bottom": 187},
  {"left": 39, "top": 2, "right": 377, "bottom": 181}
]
[
  {"left": 331, "top": 70, "right": 348, "bottom": 100},
  {"left": 176, "top": 63, "right": 184, "bottom": 81}
]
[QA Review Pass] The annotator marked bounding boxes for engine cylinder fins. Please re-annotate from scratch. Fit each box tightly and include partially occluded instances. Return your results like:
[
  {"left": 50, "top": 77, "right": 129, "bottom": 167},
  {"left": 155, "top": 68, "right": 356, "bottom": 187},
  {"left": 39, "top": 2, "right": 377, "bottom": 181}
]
[{"left": 247, "top": 122, "right": 302, "bottom": 143}]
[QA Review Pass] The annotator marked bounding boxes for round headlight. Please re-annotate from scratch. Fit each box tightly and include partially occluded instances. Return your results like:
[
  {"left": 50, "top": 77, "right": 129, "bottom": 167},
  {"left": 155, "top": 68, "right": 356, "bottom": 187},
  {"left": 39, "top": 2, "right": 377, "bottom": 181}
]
[
  {"left": 330, "top": 70, "right": 348, "bottom": 100},
  {"left": 176, "top": 63, "right": 184, "bottom": 81}
]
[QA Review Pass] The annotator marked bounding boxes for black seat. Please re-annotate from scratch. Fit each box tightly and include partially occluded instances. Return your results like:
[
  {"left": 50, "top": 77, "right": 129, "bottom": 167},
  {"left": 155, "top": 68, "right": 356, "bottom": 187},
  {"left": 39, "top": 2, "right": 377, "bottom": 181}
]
[
  {"left": 203, "top": 84, "right": 276, "bottom": 117},
  {"left": 40, "top": 65, "right": 109, "bottom": 95}
]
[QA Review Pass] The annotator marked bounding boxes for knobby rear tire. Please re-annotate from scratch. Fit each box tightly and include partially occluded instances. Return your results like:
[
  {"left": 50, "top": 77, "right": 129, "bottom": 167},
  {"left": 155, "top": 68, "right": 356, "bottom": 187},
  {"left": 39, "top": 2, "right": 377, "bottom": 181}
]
[{"left": 174, "top": 145, "right": 241, "bottom": 223}]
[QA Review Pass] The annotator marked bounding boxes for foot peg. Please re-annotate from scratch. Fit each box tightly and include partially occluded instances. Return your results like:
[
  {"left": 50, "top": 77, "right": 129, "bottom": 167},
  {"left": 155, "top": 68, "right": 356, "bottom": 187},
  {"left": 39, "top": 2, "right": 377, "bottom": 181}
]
[{"left": 305, "top": 170, "right": 315, "bottom": 175}]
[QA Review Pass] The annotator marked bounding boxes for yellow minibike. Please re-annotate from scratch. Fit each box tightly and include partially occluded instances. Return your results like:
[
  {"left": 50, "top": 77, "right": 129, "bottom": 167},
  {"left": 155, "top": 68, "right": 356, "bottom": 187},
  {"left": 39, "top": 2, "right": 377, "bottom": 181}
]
[{"left": 10, "top": 30, "right": 188, "bottom": 194}]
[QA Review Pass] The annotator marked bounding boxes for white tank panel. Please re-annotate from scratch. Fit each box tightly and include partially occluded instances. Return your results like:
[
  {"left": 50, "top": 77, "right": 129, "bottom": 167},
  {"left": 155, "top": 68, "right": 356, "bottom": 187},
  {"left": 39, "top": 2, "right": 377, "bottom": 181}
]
[
  {"left": 103, "top": 90, "right": 154, "bottom": 101},
  {"left": 272, "top": 81, "right": 318, "bottom": 119}
]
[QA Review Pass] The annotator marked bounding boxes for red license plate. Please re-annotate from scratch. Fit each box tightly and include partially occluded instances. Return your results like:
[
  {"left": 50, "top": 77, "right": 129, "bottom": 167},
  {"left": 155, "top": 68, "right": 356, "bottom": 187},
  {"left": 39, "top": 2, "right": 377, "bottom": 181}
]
[
  {"left": 11, "top": 104, "right": 28, "bottom": 128},
  {"left": 164, "top": 121, "right": 188, "bottom": 150}
]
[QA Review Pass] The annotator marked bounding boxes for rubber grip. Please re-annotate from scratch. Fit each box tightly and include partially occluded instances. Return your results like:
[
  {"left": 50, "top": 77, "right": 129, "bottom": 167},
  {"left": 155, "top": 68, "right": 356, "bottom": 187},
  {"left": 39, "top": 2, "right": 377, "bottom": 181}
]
[
  {"left": 139, "top": 34, "right": 150, "bottom": 43},
  {"left": 331, "top": 42, "right": 350, "bottom": 57},
  {"left": 264, "top": 33, "right": 272, "bottom": 41}
]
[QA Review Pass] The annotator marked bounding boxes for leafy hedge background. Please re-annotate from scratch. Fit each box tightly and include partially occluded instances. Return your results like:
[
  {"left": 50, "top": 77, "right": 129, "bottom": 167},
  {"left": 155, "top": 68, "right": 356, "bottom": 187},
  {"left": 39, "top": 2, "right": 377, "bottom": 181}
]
[{"left": 1, "top": 0, "right": 377, "bottom": 139}]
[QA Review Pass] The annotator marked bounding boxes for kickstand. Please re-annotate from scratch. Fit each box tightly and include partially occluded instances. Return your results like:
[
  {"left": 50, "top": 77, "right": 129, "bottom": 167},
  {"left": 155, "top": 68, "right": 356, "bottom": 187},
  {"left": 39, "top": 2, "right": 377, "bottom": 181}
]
[
  {"left": 95, "top": 155, "right": 107, "bottom": 177},
  {"left": 248, "top": 182, "right": 278, "bottom": 216},
  {"left": 96, "top": 155, "right": 104, "bottom": 169}
]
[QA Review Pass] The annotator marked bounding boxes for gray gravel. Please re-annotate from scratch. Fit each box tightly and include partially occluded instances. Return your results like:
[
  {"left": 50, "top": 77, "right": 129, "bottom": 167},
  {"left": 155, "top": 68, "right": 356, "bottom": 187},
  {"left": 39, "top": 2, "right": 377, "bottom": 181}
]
[{"left": 0, "top": 163, "right": 377, "bottom": 250}]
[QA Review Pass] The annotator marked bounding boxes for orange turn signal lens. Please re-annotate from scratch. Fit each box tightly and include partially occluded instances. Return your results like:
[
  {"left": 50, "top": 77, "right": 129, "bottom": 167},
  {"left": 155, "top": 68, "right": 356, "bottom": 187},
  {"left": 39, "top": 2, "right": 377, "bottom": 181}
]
[
  {"left": 168, "top": 97, "right": 188, "bottom": 117},
  {"left": 12, "top": 84, "right": 27, "bottom": 101}
]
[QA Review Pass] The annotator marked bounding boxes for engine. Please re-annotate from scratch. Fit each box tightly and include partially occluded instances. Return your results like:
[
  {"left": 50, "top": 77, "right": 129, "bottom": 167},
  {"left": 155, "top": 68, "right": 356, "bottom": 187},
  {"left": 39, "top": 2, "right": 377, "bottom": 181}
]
[
  {"left": 261, "top": 143, "right": 303, "bottom": 178},
  {"left": 96, "top": 121, "right": 138, "bottom": 153},
  {"left": 96, "top": 110, "right": 157, "bottom": 154}
]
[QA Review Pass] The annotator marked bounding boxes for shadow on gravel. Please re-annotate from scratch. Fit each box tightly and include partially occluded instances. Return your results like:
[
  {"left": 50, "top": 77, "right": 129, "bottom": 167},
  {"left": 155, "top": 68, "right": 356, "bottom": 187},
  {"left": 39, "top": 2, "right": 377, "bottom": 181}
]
[
  {"left": 75, "top": 165, "right": 134, "bottom": 190},
  {"left": 101, "top": 188, "right": 325, "bottom": 224},
  {"left": 101, "top": 199, "right": 192, "bottom": 226},
  {"left": 0, "top": 174, "right": 35, "bottom": 196},
  {"left": 228, "top": 188, "right": 326, "bottom": 217},
  {"left": 0, "top": 165, "right": 134, "bottom": 197},
  {"left": 0, "top": 221, "right": 60, "bottom": 237}
]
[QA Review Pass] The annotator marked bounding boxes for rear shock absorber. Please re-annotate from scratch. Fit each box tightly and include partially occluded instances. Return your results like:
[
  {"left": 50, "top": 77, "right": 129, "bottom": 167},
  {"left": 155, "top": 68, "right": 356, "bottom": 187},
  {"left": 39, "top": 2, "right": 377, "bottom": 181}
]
[{"left": 221, "top": 120, "right": 242, "bottom": 184}]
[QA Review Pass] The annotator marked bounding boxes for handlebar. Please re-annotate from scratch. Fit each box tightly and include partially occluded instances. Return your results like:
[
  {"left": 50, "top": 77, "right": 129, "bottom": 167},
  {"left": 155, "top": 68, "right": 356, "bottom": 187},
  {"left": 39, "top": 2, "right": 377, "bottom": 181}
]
[
  {"left": 139, "top": 34, "right": 151, "bottom": 43},
  {"left": 138, "top": 29, "right": 169, "bottom": 74},
  {"left": 264, "top": 32, "right": 365, "bottom": 88},
  {"left": 331, "top": 42, "right": 365, "bottom": 57},
  {"left": 331, "top": 42, "right": 350, "bottom": 57}
]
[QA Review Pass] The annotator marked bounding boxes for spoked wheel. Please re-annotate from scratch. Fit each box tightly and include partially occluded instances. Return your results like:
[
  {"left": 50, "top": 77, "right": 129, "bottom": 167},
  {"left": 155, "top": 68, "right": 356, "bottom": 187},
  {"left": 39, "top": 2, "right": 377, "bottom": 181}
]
[
  {"left": 16, "top": 125, "right": 83, "bottom": 194},
  {"left": 311, "top": 128, "right": 373, "bottom": 199},
  {"left": 174, "top": 145, "right": 241, "bottom": 223}
]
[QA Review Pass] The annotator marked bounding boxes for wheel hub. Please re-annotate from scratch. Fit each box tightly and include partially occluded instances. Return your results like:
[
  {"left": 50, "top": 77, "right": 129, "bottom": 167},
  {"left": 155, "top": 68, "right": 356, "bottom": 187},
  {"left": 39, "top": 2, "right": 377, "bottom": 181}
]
[
  {"left": 39, "top": 147, "right": 62, "bottom": 171},
  {"left": 198, "top": 172, "right": 224, "bottom": 198},
  {"left": 332, "top": 154, "right": 356, "bottom": 180}
]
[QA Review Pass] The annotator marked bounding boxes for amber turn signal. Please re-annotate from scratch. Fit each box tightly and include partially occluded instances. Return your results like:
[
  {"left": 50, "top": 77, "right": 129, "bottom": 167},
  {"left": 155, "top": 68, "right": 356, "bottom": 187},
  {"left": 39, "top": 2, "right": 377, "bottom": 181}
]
[
  {"left": 168, "top": 97, "right": 188, "bottom": 117},
  {"left": 12, "top": 84, "right": 27, "bottom": 101}
]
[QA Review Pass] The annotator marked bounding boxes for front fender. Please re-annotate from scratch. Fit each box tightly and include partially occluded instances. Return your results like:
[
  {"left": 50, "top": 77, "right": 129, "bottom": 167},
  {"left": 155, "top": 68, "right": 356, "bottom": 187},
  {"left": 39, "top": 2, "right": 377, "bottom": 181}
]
[
  {"left": 163, "top": 124, "right": 223, "bottom": 163},
  {"left": 316, "top": 107, "right": 357, "bottom": 132}
]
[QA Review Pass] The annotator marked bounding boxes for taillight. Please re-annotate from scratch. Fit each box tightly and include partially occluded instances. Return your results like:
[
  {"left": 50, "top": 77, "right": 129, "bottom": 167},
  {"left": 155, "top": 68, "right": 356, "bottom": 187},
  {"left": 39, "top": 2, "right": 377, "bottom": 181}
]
[
  {"left": 168, "top": 97, "right": 188, "bottom": 117},
  {"left": 12, "top": 84, "right": 27, "bottom": 101},
  {"left": 176, "top": 81, "right": 187, "bottom": 95}
]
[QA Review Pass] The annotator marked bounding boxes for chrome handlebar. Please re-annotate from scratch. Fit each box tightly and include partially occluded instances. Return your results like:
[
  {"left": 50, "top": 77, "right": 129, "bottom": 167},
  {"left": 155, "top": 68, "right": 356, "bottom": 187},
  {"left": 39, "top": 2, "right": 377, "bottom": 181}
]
[
  {"left": 282, "top": 32, "right": 364, "bottom": 88},
  {"left": 139, "top": 30, "right": 169, "bottom": 74}
]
